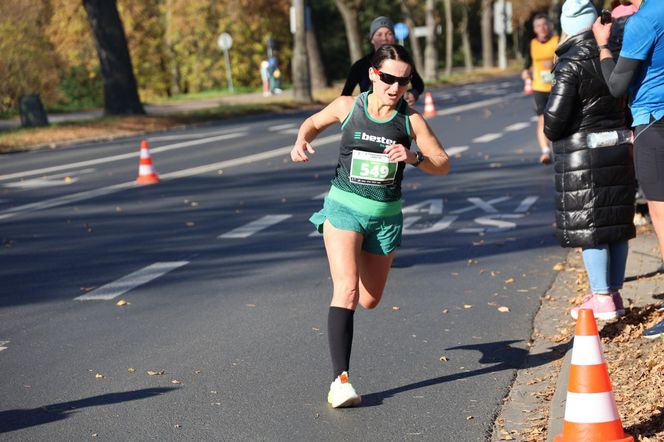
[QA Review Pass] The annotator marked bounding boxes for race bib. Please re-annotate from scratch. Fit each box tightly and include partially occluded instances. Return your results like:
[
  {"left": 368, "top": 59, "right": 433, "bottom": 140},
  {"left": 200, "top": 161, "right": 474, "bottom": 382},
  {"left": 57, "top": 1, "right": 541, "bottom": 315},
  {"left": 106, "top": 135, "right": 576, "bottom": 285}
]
[
  {"left": 349, "top": 150, "right": 397, "bottom": 186},
  {"left": 541, "top": 70, "right": 554, "bottom": 84}
]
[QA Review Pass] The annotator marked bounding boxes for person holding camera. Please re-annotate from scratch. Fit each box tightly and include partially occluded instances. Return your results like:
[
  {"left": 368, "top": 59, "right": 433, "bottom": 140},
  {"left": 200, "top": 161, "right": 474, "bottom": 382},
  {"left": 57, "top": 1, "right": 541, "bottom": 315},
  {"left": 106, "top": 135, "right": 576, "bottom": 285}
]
[
  {"left": 544, "top": 0, "right": 636, "bottom": 320},
  {"left": 593, "top": 0, "right": 664, "bottom": 337}
]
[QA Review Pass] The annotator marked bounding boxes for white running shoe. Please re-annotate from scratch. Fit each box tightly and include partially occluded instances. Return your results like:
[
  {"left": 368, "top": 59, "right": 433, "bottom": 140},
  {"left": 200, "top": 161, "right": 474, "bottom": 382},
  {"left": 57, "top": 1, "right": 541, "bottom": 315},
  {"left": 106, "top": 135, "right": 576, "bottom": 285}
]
[{"left": 327, "top": 371, "right": 361, "bottom": 408}]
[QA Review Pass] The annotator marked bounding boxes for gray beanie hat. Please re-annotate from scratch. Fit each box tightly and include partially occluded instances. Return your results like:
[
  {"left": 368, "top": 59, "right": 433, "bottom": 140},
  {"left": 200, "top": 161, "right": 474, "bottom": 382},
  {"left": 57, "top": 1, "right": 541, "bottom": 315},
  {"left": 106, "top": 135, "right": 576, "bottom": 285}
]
[
  {"left": 561, "top": 0, "right": 598, "bottom": 36},
  {"left": 369, "top": 16, "right": 394, "bottom": 39}
]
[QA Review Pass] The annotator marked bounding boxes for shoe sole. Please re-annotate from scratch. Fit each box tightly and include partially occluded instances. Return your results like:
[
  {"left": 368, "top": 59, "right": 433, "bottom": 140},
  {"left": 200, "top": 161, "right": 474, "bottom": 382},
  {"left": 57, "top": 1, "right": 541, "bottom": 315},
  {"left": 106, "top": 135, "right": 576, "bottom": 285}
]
[
  {"left": 328, "top": 392, "right": 362, "bottom": 408},
  {"left": 570, "top": 309, "right": 624, "bottom": 320},
  {"left": 642, "top": 332, "right": 664, "bottom": 340}
]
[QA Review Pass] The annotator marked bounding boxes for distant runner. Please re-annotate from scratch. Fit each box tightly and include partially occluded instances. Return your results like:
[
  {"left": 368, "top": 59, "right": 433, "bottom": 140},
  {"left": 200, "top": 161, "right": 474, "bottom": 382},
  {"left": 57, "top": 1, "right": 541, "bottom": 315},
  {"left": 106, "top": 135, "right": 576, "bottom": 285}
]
[{"left": 522, "top": 13, "right": 559, "bottom": 164}]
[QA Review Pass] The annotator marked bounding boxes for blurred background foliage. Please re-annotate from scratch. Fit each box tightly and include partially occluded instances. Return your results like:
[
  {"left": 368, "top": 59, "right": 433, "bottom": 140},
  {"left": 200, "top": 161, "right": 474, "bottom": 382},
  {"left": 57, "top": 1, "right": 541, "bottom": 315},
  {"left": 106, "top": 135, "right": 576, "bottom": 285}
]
[{"left": 0, "top": 0, "right": 586, "bottom": 115}]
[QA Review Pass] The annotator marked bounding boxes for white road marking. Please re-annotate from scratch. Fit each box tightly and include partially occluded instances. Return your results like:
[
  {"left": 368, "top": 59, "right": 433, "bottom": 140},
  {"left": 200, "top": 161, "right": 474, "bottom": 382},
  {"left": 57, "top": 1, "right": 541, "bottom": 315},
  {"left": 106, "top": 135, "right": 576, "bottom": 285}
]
[
  {"left": 437, "top": 93, "right": 522, "bottom": 117},
  {"left": 514, "top": 196, "right": 539, "bottom": 213},
  {"left": 268, "top": 123, "right": 297, "bottom": 131},
  {"left": 472, "top": 133, "right": 503, "bottom": 143},
  {"left": 278, "top": 128, "right": 300, "bottom": 135},
  {"left": 313, "top": 192, "right": 328, "bottom": 200},
  {"left": 3, "top": 168, "right": 96, "bottom": 189},
  {"left": 445, "top": 146, "right": 469, "bottom": 156},
  {"left": 530, "top": 116, "right": 539, "bottom": 122},
  {"left": 74, "top": 261, "right": 189, "bottom": 301},
  {"left": 0, "top": 134, "right": 342, "bottom": 221},
  {"left": 219, "top": 214, "right": 292, "bottom": 239},
  {"left": 504, "top": 122, "right": 531, "bottom": 132},
  {"left": 148, "top": 127, "right": 248, "bottom": 141},
  {"left": 0, "top": 340, "right": 9, "bottom": 352},
  {"left": 0, "top": 131, "right": 248, "bottom": 182},
  {"left": 451, "top": 196, "right": 511, "bottom": 214}
]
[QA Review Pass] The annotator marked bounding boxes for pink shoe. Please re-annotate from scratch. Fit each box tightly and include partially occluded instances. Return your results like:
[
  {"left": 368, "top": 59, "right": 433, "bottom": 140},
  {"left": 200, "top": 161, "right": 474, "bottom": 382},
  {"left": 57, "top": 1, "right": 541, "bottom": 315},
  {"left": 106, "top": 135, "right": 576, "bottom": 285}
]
[
  {"left": 570, "top": 294, "right": 623, "bottom": 320},
  {"left": 610, "top": 290, "right": 625, "bottom": 315}
]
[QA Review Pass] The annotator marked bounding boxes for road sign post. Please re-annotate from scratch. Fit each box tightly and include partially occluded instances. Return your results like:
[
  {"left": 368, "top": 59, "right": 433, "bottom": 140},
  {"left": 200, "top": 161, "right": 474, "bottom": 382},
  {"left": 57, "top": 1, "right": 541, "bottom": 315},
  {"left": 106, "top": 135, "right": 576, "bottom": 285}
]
[
  {"left": 394, "top": 22, "right": 409, "bottom": 46},
  {"left": 217, "top": 32, "right": 234, "bottom": 93}
]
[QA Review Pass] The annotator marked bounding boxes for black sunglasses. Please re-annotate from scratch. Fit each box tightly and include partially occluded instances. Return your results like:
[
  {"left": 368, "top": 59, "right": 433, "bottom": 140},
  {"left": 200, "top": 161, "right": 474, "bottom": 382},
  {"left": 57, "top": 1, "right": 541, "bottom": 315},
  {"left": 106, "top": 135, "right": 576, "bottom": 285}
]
[{"left": 373, "top": 68, "right": 411, "bottom": 86}]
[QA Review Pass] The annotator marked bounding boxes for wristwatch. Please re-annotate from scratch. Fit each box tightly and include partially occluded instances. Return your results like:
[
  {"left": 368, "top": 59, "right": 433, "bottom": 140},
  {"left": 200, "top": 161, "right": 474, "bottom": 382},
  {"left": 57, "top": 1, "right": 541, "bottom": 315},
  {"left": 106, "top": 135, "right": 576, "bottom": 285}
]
[
  {"left": 412, "top": 151, "right": 424, "bottom": 167},
  {"left": 598, "top": 44, "right": 610, "bottom": 50}
]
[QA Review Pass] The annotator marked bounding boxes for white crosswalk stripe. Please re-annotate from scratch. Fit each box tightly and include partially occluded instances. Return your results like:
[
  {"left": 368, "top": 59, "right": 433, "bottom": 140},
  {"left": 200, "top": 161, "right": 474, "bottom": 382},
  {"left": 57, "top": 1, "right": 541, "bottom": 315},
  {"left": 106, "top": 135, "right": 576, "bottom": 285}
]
[
  {"left": 74, "top": 261, "right": 189, "bottom": 301},
  {"left": 219, "top": 215, "right": 292, "bottom": 239}
]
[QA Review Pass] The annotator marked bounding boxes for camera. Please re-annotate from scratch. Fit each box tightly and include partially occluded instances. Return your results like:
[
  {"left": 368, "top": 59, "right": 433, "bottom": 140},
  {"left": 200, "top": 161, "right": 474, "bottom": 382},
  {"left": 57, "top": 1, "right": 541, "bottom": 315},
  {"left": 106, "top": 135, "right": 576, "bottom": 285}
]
[{"left": 601, "top": 9, "right": 612, "bottom": 25}]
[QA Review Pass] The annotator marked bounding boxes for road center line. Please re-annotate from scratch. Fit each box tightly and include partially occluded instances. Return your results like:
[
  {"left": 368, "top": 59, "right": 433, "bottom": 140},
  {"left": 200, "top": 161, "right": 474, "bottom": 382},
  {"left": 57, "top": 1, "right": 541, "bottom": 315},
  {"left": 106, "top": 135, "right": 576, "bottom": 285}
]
[
  {"left": 436, "top": 92, "right": 522, "bottom": 117},
  {"left": 0, "top": 134, "right": 342, "bottom": 221},
  {"left": 74, "top": 261, "right": 189, "bottom": 301},
  {"left": 0, "top": 131, "right": 247, "bottom": 182},
  {"left": 219, "top": 214, "right": 292, "bottom": 239}
]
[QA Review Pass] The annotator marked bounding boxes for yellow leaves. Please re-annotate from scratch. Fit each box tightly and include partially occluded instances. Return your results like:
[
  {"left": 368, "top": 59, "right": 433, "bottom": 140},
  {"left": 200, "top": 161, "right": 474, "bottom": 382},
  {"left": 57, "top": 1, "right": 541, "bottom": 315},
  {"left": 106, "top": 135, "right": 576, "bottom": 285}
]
[
  {"left": 95, "top": 373, "right": 104, "bottom": 379},
  {"left": 553, "top": 262, "right": 565, "bottom": 271},
  {"left": 147, "top": 370, "right": 165, "bottom": 376},
  {"left": 504, "top": 277, "right": 515, "bottom": 284},
  {"left": 463, "top": 304, "right": 473, "bottom": 309},
  {"left": 127, "top": 367, "right": 136, "bottom": 373},
  {"left": 498, "top": 306, "right": 510, "bottom": 313},
  {"left": 392, "top": 306, "right": 401, "bottom": 311},
  {"left": 116, "top": 299, "right": 128, "bottom": 307}
]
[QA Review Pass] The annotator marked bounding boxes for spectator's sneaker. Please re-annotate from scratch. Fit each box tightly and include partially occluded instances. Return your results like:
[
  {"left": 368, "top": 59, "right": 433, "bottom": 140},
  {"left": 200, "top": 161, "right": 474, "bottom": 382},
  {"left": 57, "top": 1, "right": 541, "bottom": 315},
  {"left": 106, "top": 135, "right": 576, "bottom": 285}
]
[
  {"left": 327, "top": 371, "right": 361, "bottom": 408},
  {"left": 570, "top": 294, "right": 623, "bottom": 320},
  {"left": 610, "top": 291, "right": 626, "bottom": 316},
  {"left": 642, "top": 319, "right": 664, "bottom": 339}
]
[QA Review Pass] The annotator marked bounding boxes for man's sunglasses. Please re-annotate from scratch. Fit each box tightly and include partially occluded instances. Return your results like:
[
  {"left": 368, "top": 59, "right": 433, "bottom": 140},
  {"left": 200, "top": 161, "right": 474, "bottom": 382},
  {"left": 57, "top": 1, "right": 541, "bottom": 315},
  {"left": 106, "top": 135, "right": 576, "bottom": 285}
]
[{"left": 373, "top": 68, "right": 411, "bottom": 86}]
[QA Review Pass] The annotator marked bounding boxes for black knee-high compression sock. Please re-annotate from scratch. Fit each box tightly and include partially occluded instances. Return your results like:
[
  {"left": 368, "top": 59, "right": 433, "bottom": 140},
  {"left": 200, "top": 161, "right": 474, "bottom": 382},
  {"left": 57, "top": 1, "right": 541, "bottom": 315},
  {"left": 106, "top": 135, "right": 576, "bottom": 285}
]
[{"left": 328, "top": 306, "right": 355, "bottom": 380}]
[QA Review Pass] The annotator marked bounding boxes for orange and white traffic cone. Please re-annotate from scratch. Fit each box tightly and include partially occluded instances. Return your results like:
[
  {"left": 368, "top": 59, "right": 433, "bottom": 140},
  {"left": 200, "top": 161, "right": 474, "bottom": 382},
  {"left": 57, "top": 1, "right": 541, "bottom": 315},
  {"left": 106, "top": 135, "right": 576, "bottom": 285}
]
[
  {"left": 423, "top": 92, "right": 436, "bottom": 119},
  {"left": 135, "top": 139, "right": 160, "bottom": 185},
  {"left": 554, "top": 309, "right": 633, "bottom": 442}
]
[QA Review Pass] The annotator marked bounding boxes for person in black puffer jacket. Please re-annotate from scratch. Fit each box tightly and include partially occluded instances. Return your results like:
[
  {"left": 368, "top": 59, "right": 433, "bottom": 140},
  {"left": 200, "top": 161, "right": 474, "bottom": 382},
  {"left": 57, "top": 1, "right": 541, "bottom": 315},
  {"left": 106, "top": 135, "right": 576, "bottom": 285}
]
[{"left": 544, "top": 0, "right": 635, "bottom": 321}]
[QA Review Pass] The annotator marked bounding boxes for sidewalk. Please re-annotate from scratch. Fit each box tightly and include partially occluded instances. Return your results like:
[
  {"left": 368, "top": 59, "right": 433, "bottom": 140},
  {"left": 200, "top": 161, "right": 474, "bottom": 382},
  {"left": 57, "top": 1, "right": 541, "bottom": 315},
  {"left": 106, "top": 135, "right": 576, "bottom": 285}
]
[{"left": 494, "top": 225, "right": 664, "bottom": 441}]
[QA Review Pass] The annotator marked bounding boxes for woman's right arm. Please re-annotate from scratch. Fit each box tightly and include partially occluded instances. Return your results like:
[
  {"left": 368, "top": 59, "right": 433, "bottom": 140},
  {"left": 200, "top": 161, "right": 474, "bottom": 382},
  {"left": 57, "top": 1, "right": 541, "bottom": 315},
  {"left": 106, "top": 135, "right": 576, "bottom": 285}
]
[
  {"left": 543, "top": 64, "right": 577, "bottom": 142},
  {"left": 291, "top": 97, "right": 354, "bottom": 162}
]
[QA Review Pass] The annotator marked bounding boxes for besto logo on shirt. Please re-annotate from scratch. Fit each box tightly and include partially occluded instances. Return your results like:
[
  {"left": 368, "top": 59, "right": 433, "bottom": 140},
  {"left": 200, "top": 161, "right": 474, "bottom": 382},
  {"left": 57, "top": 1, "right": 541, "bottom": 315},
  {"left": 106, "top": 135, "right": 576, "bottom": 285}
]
[{"left": 354, "top": 131, "right": 396, "bottom": 148}]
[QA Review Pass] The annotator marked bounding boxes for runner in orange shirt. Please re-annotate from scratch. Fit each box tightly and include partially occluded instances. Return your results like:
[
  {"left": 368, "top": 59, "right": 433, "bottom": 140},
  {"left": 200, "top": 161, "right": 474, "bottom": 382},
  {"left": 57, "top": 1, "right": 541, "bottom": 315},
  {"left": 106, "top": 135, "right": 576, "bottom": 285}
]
[{"left": 522, "top": 13, "right": 559, "bottom": 164}]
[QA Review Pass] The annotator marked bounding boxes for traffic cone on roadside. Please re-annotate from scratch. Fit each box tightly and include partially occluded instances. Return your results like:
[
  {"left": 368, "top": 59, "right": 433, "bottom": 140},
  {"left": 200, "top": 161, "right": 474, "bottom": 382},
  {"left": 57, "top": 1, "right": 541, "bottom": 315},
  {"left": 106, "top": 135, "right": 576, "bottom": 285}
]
[
  {"left": 423, "top": 92, "right": 436, "bottom": 119},
  {"left": 554, "top": 309, "right": 633, "bottom": 442},
  {"left": 135, "top": 139, "right": 160, "bottom": 185}
]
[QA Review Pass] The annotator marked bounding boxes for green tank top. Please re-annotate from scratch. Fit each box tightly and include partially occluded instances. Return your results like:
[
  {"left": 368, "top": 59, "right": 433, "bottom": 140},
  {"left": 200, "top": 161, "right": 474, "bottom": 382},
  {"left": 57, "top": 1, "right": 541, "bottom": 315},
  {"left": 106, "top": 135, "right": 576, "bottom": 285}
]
[{"left": 331, "top": 91, "right": 412, "bottom": 202}]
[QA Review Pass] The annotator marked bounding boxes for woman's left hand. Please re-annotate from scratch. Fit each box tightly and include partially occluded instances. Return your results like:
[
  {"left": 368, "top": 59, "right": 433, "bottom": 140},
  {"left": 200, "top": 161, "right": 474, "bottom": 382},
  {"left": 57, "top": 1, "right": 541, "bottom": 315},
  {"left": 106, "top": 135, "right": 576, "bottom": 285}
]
[{"left": 384, "top": 144, "right": 414, "bottom": 164}]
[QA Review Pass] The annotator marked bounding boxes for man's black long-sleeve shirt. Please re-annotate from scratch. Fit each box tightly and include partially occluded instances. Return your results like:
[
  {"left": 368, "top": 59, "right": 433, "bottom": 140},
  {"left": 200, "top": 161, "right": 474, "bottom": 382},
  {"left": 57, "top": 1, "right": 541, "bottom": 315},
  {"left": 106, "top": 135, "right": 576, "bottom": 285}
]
[{"left": 340, "top": 53, "right": 425, "bottom": 101}]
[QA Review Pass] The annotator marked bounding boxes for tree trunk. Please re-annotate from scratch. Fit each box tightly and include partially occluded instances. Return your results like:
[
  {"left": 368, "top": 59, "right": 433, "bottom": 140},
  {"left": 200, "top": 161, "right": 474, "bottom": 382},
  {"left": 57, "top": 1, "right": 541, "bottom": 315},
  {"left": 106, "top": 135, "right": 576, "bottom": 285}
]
[
  {"left": 512, "top": 21, "right": 523, "bottom": 63},
  {"left": 82, "top": 0, "right": 144, "bottom": 115},
  {"left": 292, "top": 0, "right": 312, "bottom": 102},
  {"left": 400, "top": 0, "right": 423, "bottom": 74},
  {"left": 459, "top": 3, "right": 473, "bottom": 73},
  {"left": 423, "top": 0, "right": 438, "bottom": 82},
  {"left": 481, "top": 0, "right": 494, "bottom": 69},
  {"left": 334, "top": 0, "right": 363, "bottom": 63},
  {"left": 306, "top": 5, "right": 328, "bottom": 91},
  {"left": 443, "top": 0, "right": 453, "bottom": 77}
]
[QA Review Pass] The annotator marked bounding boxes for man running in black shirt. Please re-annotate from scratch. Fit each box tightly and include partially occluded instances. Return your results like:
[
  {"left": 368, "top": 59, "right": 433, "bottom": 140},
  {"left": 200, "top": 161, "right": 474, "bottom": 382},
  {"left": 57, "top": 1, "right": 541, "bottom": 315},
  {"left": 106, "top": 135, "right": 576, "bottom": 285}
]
[{"left": 341, "top": 16, "right": 424, "bottom": 107}]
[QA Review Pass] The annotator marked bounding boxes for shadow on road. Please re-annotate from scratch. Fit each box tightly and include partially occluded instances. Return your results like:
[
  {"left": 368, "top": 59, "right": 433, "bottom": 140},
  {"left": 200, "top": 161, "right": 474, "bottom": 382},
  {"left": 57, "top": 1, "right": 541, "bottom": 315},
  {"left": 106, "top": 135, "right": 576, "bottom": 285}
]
[
  {"left": 360, "top": 339, "right": 570, "bottom": 407},
  {"left": 0, "top": 387, "right": 176, "bottom": 433}
]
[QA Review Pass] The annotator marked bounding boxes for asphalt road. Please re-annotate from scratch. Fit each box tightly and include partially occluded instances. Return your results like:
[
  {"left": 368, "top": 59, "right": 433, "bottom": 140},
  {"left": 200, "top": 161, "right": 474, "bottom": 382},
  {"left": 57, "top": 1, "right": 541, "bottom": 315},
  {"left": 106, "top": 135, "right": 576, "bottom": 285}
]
[{"left": 0, "top": 77, "right": 566, "bottom": 441}]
